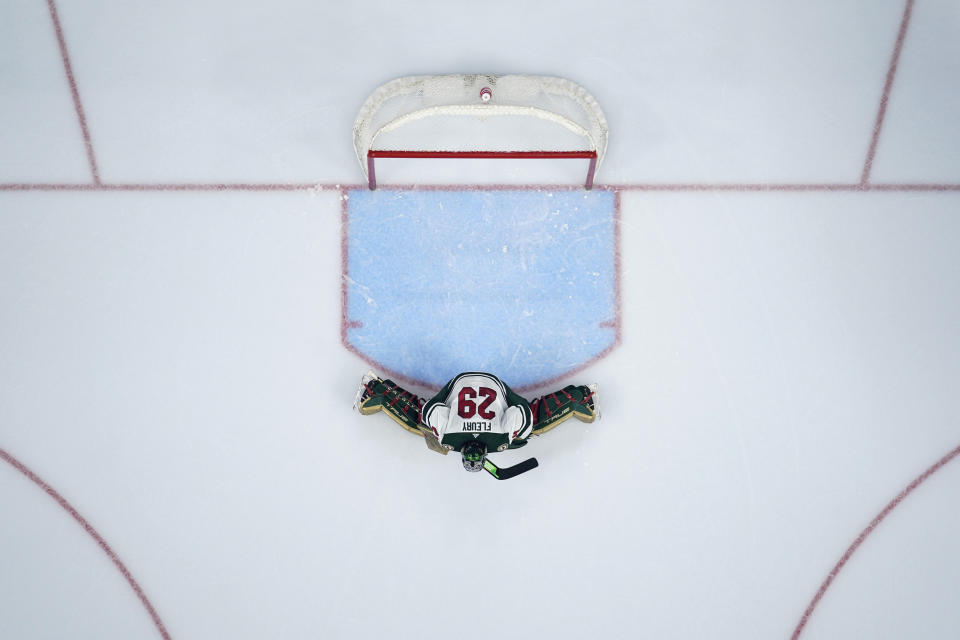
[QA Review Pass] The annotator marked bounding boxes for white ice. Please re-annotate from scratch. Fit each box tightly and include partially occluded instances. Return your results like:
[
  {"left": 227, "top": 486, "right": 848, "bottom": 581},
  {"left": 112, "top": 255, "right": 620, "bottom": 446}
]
[{"left": 1, "top": 1, "right": 959, "bottom": 639}]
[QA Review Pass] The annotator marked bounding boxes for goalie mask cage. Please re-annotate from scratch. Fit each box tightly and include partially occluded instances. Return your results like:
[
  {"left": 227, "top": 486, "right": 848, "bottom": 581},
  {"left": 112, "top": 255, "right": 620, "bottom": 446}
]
[{"left": 353, "top": 75, "right": 609, "bottom": 189}]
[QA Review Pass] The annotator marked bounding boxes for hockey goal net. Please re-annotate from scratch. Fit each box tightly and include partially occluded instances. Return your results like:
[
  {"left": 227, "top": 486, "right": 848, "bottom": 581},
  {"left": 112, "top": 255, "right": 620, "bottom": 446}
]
[{"left": 353, "top": 75, "right": 609, "bottom": 189}]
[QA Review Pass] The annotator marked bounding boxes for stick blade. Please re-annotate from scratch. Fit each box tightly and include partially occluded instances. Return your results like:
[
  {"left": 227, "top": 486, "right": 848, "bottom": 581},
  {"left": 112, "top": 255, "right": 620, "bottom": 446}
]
[{"left": 484, "top": 457, "right": 539, "bottom": 480}]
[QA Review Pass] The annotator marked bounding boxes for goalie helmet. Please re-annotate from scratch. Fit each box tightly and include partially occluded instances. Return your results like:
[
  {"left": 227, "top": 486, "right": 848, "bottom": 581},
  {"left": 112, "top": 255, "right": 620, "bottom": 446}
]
[{"left": 461, "top": 440, "right": 487, "bottom": 473}]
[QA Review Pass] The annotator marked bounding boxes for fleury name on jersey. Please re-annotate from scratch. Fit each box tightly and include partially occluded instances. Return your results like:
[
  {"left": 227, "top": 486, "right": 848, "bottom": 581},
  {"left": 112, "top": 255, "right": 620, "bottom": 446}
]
[
  {"left": 421, "top": 372, "right": 533, "bottom": 452},
  {"left": 462, "top": 421, "right": 493, "bottom": 431}
]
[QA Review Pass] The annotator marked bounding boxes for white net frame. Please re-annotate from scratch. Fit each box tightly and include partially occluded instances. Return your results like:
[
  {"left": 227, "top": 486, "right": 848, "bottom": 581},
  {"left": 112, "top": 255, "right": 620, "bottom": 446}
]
[{"left": 352, "top": 74, "right": 609, "bottom": 188}]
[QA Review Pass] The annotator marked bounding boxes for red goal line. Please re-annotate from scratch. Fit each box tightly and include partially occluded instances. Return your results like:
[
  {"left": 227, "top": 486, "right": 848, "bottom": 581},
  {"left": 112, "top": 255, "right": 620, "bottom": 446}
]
[{"left": 365, "top": 149, "right": 599, "bottom": 191}]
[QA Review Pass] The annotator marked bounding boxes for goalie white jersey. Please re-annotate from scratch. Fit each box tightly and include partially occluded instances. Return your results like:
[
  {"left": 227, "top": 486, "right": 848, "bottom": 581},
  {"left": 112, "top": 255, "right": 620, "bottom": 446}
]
[{"left": 421, "top": 372, "right": 532, "bottom": 446}]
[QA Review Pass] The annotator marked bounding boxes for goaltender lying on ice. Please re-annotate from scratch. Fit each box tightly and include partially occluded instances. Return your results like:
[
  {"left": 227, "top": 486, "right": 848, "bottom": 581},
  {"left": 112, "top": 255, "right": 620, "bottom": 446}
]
[{"left": 354, "top": 371, "right": 598, "bottom": 479}]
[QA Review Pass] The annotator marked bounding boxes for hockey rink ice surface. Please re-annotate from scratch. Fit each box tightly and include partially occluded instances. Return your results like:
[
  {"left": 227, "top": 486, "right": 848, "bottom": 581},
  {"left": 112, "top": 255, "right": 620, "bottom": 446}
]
[{"left": 1, "top": 1, "right": 959, "bottom": 638}]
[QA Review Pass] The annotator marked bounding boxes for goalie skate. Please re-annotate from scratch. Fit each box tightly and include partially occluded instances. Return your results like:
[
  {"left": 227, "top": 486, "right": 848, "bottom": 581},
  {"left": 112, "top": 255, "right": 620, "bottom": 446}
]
[
  {"left": 352, "top": 370, "right": 382, "bottom": 413},
  {"left": 584, "top": 383, "right": 600, "bottom": 421}
]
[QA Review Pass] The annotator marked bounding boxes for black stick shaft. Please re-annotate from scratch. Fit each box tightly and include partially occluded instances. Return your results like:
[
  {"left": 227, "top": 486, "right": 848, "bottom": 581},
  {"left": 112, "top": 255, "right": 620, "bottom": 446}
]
[{"left": 483, "top": 457, "right": 539, "bottom": 480}]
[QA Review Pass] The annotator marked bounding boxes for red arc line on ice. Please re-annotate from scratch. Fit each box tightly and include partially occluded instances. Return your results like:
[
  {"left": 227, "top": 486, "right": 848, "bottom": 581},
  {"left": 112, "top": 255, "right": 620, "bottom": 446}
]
[
  {"left": 0, "top": 446, "right": 172, "bottom": 639},
  {"left": 791, "top": 443, "right": 960, "bottom": 639}
]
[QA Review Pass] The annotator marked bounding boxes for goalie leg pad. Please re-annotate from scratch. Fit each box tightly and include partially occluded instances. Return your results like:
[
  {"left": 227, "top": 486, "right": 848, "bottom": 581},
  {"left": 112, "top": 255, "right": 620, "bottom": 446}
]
[
  {"left": 355, "top": 373, "right": 425, "bottom": 436},
  {"left": 530, "top": 384, "right": 598, "bottom": 435}
]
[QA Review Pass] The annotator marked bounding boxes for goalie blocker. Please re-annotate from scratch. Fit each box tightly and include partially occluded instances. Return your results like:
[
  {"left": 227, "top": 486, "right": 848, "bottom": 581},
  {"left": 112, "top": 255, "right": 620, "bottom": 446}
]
[{"left": 354, "top": 371, "right": 598, "bottom": 478}]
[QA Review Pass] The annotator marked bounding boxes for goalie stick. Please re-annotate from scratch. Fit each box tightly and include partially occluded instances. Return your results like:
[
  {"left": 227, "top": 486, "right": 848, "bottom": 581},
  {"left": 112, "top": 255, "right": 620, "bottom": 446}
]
[{"left": 483, "top": 457, "right": 539, "bottom": 480}]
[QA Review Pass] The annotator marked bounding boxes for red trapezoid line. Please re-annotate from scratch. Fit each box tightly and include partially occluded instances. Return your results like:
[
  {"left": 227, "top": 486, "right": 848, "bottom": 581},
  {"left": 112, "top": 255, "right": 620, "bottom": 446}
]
[
  {"left": 861, "top": 0, "right": 915, "bottom": 186},
  {"left": 46, "top": 0, "right": 100, "bottom": 185}
]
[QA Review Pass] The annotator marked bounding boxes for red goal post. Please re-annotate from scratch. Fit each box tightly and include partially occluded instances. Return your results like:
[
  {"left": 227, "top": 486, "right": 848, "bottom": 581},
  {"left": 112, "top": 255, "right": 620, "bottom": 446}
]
[{"left": 353, "top": 75, "right": 609, "bottom": 190}]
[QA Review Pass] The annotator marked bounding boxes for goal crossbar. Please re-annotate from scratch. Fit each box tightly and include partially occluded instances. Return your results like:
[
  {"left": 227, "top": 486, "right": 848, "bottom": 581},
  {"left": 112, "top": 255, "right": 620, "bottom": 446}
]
[{"left": 366, "top": 150, "right": 599, "bottom": 190}]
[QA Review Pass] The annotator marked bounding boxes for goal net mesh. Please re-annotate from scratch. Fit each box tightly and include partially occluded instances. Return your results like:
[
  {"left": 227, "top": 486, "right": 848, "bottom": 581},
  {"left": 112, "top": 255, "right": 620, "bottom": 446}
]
[{"left": 353, "top": 75, "right": 609, "bottom": 185}]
